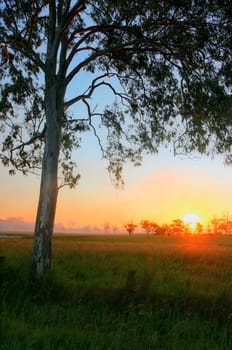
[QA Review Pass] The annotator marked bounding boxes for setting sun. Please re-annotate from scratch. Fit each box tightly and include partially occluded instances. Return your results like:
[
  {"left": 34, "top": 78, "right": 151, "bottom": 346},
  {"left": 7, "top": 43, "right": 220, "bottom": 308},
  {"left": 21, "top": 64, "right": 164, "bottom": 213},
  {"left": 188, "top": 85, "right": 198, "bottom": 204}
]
[{"left": 182, "top": 213, "right": 201, "bottom": 232}]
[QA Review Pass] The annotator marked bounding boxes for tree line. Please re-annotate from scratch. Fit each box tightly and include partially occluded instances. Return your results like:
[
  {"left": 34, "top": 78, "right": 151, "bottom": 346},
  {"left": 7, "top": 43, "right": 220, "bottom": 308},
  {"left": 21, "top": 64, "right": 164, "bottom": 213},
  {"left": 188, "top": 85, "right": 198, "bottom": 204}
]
[{"left": 123, "top": 215, "right": 232, "bottom": 235}]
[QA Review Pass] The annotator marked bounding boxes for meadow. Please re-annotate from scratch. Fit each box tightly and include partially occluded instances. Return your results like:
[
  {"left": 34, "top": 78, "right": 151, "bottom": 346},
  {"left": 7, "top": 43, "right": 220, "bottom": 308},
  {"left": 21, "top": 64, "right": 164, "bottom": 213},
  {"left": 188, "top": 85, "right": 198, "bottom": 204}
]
[{"left": 1, "top": 234, "right": 232, "bottom": 349}]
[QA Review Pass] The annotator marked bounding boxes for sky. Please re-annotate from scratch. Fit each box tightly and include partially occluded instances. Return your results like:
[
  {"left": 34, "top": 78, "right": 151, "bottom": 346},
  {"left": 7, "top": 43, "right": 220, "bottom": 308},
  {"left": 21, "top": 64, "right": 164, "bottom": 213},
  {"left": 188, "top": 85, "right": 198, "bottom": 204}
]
[
  {"left": 1, "top": 131, "right": 232, "bottom": 233},
  {"left": 0, "top": 22, "right": 231, "bottom": 233}
]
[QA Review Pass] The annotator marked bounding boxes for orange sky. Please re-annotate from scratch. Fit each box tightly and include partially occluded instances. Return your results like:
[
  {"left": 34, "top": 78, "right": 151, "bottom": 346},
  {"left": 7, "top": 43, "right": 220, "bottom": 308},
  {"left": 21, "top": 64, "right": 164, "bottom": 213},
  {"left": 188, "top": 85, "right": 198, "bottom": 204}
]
[
  {"left": 0, "top": 143, "right": 231, "bottom": 233},
  {"left": 1, "top": 51, "right": 231, "bottom": 233}
]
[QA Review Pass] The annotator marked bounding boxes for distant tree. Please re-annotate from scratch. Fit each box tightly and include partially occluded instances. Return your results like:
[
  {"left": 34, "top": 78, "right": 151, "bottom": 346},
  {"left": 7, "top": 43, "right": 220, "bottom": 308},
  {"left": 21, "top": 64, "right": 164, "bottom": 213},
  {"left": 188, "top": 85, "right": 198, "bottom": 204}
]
[
  {"left": 210, "top": 218, "right": 220, "bottom": 234},
  {"left": 210, "top": 214, "right": 232, "bottom": 234},
  {"left": 141, "top": 220, "right": 172, "bottom": 235},
  {"left": 1, "top": 0, "right": 231, "bottom": 277},
  {"left": 140, "top": 220, "right": 152, "bottom": 234},
  {"left": 221, "top": 213, "right": 232, "bottom": 234},
  {"left": 124, "top": 223, "right": 137, "bottom": 235},
  {"left": 103, "top": 222, "right": 111, "bottom": 234},
  {"left": 149, "top": 222, "right": 161, "bottom": 235},
  {"left": 195, "top": 222, "right": 203, "bottom": 234},
  {"left": 170, "top": 219, "right": 185, "bottom": 235},
  {"left": 159, "top": 224, "right": 171, "bottom": 236}
]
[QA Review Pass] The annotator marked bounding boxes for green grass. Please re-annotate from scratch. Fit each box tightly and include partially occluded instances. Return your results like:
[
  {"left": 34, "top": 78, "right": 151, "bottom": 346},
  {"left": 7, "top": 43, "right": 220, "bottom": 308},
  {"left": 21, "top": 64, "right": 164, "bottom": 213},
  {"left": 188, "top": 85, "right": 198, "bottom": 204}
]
[{"left": 1, "top": 234, "right": 232, "bottom": 349}]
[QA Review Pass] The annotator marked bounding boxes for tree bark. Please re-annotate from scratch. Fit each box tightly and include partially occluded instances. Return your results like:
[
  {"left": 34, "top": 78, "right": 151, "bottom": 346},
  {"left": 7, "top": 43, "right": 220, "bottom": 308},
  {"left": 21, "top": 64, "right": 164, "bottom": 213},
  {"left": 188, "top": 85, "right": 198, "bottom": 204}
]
[{"left": 32, "top": 84, "right": 61, "bottom": 278}]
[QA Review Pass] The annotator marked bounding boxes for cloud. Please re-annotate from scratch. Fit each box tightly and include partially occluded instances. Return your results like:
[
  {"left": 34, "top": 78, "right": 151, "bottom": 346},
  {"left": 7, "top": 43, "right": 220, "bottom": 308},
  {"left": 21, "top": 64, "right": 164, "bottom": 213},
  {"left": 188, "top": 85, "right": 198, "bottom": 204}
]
[
  {"left": 54, "top": 223, "right": 124, "bottom": 234},
  {"left": 54, "top": 223, "right": 103, "bottom": 234},
  {"left": 0, "top": 217, "right": 34, "bottom": 232},
  {"left": 0, "top": 217, "right": 123, "bottom": 234}
]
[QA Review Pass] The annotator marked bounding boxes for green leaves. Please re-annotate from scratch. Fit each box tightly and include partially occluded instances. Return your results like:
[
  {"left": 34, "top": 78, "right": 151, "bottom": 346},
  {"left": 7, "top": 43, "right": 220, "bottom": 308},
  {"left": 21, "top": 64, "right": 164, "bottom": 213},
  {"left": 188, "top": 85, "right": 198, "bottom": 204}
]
[{"left": 0, "top": 0, "right": 231, "bottom": 186}]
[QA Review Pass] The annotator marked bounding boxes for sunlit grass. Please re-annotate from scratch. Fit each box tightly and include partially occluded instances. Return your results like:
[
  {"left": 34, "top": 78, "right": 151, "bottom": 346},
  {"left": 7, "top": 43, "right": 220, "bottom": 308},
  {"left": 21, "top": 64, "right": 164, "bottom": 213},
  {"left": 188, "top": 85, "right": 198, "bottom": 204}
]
[{"left": 1, "top": 234, "right": 232, "bottom": 349}]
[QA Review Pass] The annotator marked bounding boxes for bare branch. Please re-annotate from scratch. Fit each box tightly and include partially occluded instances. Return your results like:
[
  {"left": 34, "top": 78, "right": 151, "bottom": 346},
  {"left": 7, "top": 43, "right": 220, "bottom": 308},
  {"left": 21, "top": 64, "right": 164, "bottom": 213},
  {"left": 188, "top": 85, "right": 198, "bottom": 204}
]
[
  {"left": 81, "top": 99, "right": 106, "bottom": 158},
  {"left": 65, "top": 73, "right": 133, "bottom": 109}
]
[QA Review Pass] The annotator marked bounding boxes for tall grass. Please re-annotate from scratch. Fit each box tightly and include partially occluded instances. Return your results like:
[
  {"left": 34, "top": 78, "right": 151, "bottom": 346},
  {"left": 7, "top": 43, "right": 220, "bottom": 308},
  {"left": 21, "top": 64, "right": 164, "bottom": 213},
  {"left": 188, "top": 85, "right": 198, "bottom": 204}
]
[{"left": 1, "top": 234, "right": 232, "bottom": 349}]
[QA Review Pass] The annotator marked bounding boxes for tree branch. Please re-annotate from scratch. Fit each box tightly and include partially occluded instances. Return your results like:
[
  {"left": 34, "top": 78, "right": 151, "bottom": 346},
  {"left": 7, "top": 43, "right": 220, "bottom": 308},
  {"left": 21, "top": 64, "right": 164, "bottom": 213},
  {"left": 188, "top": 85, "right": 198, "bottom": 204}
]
[
  {"left": 81, "top": 99, "right": 106, "bottom": 158},
  {"left": 65, "top": 71, "right": 140, "bottom": 117},
  {"left": 9, "top": 125, "right": 46, "bottom": 154}
]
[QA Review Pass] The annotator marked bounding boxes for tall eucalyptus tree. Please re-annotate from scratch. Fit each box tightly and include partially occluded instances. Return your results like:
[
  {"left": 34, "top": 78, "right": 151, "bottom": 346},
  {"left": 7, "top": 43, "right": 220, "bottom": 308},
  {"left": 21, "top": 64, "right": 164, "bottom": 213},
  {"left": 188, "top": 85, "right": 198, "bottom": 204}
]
[{"left": 0, "top": 0, "right": 231, "bottom": 277}]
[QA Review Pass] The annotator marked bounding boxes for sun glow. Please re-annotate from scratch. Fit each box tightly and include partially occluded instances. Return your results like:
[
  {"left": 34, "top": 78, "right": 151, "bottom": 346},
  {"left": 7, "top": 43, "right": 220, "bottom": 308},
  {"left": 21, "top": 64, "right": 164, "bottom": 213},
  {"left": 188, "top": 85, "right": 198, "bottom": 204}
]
[{"left": 182, "top": 213, "right": 201, "bottom": 232}]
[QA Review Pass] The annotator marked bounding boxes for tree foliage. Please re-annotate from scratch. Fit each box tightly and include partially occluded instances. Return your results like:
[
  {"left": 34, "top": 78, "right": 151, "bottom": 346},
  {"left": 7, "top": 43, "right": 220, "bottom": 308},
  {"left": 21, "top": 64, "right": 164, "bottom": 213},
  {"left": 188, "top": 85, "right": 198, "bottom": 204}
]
[
  {"left": 210, "top": 214, "right": 232, "bottom": 234},
  {"left": 0, "top": 0, "right": 231, "bottom": 184},
  {"left": 0, "top": 0, "right": 231, "bottom": 276},
  {"left": 124, "top": 223, "right": 137, "bottom": 235}
]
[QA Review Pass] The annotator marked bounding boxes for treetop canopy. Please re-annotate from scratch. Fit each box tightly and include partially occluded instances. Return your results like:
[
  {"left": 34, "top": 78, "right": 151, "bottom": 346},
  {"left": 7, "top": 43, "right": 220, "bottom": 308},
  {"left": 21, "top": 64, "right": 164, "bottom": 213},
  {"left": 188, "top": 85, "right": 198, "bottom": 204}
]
[{"left": 0, "top": 0, "right": 231, "bottom": 184}]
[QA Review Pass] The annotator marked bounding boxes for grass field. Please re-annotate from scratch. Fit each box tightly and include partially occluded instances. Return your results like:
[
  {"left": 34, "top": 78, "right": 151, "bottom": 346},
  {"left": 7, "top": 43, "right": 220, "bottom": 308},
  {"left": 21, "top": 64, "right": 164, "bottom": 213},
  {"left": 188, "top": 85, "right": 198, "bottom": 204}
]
[{"left": 1, "top": 234, "right": 232, "bottom": 349}]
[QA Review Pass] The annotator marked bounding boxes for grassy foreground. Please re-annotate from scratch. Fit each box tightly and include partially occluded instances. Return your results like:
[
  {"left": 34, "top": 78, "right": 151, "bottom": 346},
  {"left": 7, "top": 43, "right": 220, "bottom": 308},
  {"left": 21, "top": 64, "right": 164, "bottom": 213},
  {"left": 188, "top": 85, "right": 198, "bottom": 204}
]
[{"left": 1, "top": 234, "right": 232, "bottom": 349}]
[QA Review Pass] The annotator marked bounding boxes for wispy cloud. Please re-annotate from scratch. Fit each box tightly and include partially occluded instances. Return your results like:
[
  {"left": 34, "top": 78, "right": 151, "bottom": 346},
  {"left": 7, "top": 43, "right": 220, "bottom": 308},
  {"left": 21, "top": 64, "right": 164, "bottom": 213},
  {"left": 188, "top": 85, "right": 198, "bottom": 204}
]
[
  {"left": 0, "top": 217, "right": 34, "bottom": 232},
  {"left": 0, "top": 217, "right": 123, "bottom": 234}
]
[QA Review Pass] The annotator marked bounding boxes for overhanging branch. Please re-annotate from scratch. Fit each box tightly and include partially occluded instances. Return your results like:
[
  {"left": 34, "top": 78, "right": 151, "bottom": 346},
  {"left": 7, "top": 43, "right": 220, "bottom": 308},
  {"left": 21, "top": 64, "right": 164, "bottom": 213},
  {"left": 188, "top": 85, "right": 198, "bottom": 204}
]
[
  {"left": 65, "top": 73, "right": 133, "bottom": 109},
  {"left": 81, "top": 99, "right": 106, "bottom": 159}
]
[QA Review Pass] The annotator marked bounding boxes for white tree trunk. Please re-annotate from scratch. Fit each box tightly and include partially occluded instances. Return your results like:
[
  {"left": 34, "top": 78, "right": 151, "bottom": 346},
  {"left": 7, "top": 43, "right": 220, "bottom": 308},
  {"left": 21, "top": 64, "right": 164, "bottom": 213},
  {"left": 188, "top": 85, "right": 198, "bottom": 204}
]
[{"left": 32, "top": 85, "right": 61, "bottom": 278}]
